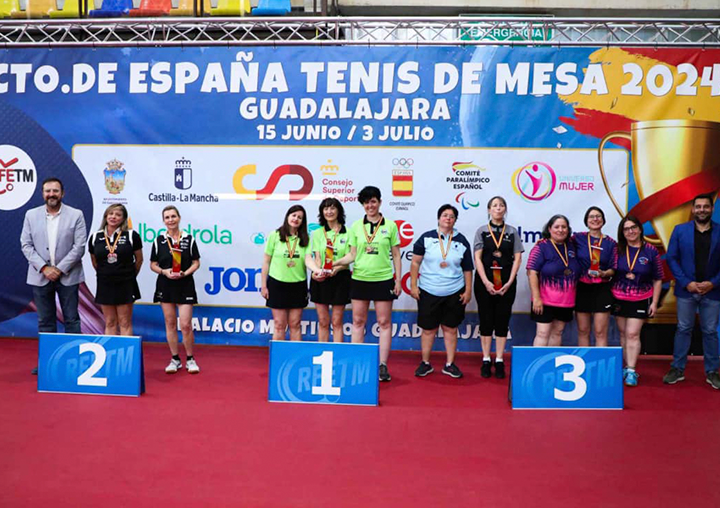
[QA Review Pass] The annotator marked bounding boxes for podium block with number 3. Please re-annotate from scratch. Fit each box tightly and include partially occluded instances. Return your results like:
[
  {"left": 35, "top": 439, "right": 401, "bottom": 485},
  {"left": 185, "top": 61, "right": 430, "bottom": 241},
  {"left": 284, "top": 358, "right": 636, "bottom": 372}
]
[
  {"left": 38, "top": 333, "right": 145, "bottom": 397},
  {"left": 511, "top": 347, "right": 623, "bottom": 410},
  {"left": 268, "top": 341, "right": 379, "bottom": 406}
]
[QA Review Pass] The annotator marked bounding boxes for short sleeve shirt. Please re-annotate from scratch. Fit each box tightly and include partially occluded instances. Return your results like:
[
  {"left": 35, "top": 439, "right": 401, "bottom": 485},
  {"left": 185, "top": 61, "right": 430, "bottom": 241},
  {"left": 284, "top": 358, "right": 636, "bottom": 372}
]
[
  {"left": 310, "top": 226, "right": 351, "bottom": 269},
  {"left": 612, "top": 243, "right": 664, "bottom": 301},
  {"left": 265, "top": 230, "right": 309, "bottom": 283},
  {"left": 473, "top": 223, "right": 524, "bottom": 284},
  {"left": 526, "top": 239, "right": 581, "bottom": 308},
  {"left": 413, "top": 228, "right": 473, "bottom": 297},
  {"left": 88, "top": 229, "right": 142, "bottom": 282},
  {"left": 150, "top": 232, "right": 200, "bottom": 271},
  {"left": 348, "top": 217, "right": 400, "bottom": 282},
  {"left": 571, "top": 232, "right": 618, "bottom": 284}
]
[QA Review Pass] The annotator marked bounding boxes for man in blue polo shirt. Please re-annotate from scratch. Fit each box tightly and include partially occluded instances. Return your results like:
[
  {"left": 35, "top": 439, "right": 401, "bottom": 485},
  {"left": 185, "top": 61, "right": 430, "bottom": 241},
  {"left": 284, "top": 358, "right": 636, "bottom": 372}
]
[
  {"left": 664, "top": 193, "right": 720, "bottom": 389},
  {"left": 410, "top": 204, "right": 474, "bottom": 378}
]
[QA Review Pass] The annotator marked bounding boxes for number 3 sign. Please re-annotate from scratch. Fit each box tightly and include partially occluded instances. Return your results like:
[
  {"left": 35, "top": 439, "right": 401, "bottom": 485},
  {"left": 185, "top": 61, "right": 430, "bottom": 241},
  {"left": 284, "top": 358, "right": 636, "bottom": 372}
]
[
  {"left": 38, "top": 333, "right": 145, "bottom": 397},
  {"left": 511, "top": 347, "right": 624, "bottom": 409}
]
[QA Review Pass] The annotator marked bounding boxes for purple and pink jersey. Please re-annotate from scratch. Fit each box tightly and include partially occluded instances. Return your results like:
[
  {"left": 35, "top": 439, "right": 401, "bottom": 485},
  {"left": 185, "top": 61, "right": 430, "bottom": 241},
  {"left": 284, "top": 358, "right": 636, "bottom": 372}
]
[
  {"left": 612, "top": 243, "right": 664, "bottom": 301},
  {"left": 527, "top": 239, "right": 582, "bottom": 308},
  {"left": 571, "top": 232, "right": 618, "bottom": 284}
]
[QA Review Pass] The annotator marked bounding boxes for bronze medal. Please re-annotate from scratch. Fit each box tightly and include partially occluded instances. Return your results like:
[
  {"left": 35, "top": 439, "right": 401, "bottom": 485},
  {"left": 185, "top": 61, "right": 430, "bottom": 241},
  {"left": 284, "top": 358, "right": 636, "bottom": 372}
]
[
  {"left": 625, "top": 245, "right": 641, "bottom": 282},
  {"left": 487, "top": 223, "right": 506, "bottom": 259},
  {"left": 287, "top": 260, "right": 296, "bottom": 268},
  {"left": 437, "top": 229, "right": 453, "bottom": 269},
  {"left": 564, "top": 268, "right": 573, "bottom": 276},
  {"left": 493, "top": 250, "right": 502, "bottom": 258},
  {"left": 439, "top": 261, "right": 448, "bottom": 268},
  {"left": 550, "top": 240, "right": 572, "bottom": 277},
  {"left": 626, "top": 272, "right": 635, "bottom": 280}
]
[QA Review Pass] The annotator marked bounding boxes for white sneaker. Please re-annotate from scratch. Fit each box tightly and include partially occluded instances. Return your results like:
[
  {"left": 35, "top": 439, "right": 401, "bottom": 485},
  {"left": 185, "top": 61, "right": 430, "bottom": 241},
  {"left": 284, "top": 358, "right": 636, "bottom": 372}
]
[
  {"left": 186, "top": 358, "right": 200, "bottom": 374},
  {"left": 165, "top": 358, "right": 182, "bottom": 374}
]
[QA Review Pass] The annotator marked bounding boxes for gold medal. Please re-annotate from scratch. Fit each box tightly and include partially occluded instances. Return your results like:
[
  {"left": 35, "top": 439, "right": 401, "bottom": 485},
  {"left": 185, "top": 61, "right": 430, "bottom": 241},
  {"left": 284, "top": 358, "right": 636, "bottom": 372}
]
[
  {"left": 362, "top": 215, "right": 383, "bottom": 256},
  {"left": 286, "top": 235, "right": 299, "bottom": 268}
]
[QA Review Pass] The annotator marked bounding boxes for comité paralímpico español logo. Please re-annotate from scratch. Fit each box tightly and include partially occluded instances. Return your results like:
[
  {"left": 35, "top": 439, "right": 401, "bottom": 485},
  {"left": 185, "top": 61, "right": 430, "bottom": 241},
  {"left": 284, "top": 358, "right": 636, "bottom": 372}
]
[
  {"left": 512, "top": 161, "right": 557, "bottom": 202},
  {"left": 233, "top": 163, "right": 313, "bottom": 200}
]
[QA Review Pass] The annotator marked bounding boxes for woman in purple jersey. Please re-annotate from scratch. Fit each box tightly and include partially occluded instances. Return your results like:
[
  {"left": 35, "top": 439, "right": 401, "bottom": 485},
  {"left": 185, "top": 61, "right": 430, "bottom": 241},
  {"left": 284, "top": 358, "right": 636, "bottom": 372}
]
[
  {"left": 612, "top": 215, "right": 664, "bottom": 387},
  {"left": 572, "top": 206, "right": 618, "bottom": 347},
  {"left": 527, "top": 215, "right": 581, "bottom": 346}
]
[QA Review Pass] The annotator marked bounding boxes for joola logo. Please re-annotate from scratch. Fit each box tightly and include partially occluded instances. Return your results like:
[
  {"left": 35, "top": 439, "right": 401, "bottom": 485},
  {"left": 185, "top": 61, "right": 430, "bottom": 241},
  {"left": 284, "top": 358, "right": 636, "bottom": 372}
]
[{"left": 232, "top": 164, "right": 313, "bottom": 201}]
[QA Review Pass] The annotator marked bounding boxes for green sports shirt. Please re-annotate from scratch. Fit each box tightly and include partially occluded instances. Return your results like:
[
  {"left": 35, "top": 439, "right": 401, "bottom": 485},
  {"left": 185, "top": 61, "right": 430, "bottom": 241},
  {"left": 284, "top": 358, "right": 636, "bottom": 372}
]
[
  {"left": 265, "top": 230, "right": 309, "bottom": 283},
  {"left": 310, "top": 225, "right": 351, "bottom": 269},
  {"left": 348, "top": 217, "right": 400, "bottom": 282}
]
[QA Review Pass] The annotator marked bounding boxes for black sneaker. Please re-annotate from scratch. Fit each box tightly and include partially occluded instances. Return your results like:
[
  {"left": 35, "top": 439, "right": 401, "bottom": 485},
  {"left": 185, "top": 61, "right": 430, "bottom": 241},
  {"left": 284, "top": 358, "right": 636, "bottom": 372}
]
[
  {"left": 379, "top": 363, "right": 391, "bottom": 382},
  {"left": 481, "top": 360, "right": 492, "bottom": 378},
  {"left": 663, "top": 367, "right": 685, "bottom": 385},
  {"left": 706, "top": 371, "right": 720, "bottom": 390},
  {"left": 415, "top": 361, "right": 434, "bottom": 377},
  {"left": 442, "top": 363, "right": 463, "bottom": 378},
  {"left": 494, "top": 361, "right": 506, "bottom": 379}
]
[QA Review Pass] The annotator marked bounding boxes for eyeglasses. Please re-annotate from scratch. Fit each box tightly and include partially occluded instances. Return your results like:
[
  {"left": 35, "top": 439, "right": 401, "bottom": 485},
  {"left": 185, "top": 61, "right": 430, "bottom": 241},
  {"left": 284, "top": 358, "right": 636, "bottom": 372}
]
[
  {"left": 587, "top": 214, "right": 603, "bottom": 220},
  {"left": 623, "top": 225, "right": 639, "bottom": 232}
]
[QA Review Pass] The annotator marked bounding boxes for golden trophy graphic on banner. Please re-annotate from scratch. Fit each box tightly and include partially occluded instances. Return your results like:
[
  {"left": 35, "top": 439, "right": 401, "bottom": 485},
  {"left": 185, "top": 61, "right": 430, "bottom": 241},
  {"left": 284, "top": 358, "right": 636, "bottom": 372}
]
[{"left": 598, "top": 119, "right": 720, "bottom": 323}]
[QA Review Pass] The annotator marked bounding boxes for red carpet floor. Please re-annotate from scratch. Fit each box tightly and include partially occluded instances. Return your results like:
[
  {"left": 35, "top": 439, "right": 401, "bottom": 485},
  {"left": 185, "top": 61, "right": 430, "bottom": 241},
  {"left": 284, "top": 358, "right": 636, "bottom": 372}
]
[{"left": 1, "top": 338, "right": 719, "bottom": 508}]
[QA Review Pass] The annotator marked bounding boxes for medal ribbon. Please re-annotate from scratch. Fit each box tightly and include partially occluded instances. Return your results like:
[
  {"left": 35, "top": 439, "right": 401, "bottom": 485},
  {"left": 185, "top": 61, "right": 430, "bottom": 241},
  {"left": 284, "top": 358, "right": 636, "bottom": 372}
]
[
  {"left": 550, "top": 240, "right": 569, "bottom": 269},
  {"left": 487, "top": 222, "right": 506, "bottom": 251},
  {"left": 588, "top": 233, "right": 603, "bottom": 269},
  {"left": 104, "top": 228, "right": 121, "bottom": 255},
  {"left": 363, "top": 215, "right": 383, "bottom": 248},
  {"left": 437, "top": 230, "right": 453, "bottom": 262},
  {"left": 286, "top": 236, "right": 299, "bottom": 262},
  {"left": 626, "top": 245, "right": 641, "bottom": 273}
]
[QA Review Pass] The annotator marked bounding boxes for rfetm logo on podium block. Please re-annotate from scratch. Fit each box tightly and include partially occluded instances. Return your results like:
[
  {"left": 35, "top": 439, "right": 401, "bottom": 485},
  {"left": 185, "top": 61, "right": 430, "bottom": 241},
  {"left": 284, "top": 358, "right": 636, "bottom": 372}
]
[
  {"left": 38, "top": 333, "right": 145, "bottom": 397},
  {"left": 511, "top": 347, "right": 623, "bottom": 410},
  {"left": 268, "top": 341, "right": 379, "bottom": 406}
]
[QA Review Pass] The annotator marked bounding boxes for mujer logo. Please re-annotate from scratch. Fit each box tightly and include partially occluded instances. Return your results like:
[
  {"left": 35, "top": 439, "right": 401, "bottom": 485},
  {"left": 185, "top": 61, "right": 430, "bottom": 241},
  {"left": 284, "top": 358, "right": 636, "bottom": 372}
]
[{"left": 233, "top": 163, "right": 313, "bottom": 200}]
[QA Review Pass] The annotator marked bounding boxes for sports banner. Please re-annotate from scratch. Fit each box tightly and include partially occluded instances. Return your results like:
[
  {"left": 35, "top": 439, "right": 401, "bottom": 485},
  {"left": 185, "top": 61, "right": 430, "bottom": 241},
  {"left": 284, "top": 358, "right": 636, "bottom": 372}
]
[{"left": 1, "top": 46, "right": 719, "bottom": 349}]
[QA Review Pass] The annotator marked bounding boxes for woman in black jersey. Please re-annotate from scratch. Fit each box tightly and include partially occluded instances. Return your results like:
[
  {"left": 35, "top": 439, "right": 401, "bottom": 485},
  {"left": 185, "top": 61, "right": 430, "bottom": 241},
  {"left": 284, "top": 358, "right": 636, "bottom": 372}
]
[
  {"left": 473, "top": 196, "right": 524, "bottom": 379},
  {"left": 150, "top": 206, "right": 202, "bottom": 374},
  {"left": 88, "top": 204, "right": 143, "bottom": 336}
]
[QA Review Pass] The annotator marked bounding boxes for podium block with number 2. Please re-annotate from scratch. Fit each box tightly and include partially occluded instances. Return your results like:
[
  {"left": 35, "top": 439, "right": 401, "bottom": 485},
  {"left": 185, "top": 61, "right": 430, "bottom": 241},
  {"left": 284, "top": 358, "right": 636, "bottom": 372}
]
[
  {"left": 268, "top": 341, "right": 379, "bottom": 406},
  {"left": 511, "top": 347, "right": 623, "bottom": 410},
  {"left": 38, "top": 333, "right": 145, "bottom": 397}
]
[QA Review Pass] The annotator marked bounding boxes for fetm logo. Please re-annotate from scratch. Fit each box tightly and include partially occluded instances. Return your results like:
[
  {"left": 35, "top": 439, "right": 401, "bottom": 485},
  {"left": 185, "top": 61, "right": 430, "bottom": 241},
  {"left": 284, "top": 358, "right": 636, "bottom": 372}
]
[
  {"left": 512, "top": 161, "right": 557, "bottom": 202},
  {"left": 395, "top": 220, "right": 414, "bottom": 248},
  {"left": 0, "top": 145, "right": 36, "bottom": 211},
  {"left": 233, "top": 164, "right": 313, "bottom": 200},
  {"left": 455, "top": 192, "right": 480, "bottom": 210}
]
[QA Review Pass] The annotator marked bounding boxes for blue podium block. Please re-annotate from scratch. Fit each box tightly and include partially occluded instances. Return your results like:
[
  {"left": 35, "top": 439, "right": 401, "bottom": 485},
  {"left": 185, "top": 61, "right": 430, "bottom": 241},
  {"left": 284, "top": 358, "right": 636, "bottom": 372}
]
[
  {"left": 511, "top": 347, "right": 623, "bottom": 410},
  {"left": 38, "top": 333, "right": 145, "bottom": 397},
  {"left": 268, "top": 341, "right": 379, "bottom": 406}
]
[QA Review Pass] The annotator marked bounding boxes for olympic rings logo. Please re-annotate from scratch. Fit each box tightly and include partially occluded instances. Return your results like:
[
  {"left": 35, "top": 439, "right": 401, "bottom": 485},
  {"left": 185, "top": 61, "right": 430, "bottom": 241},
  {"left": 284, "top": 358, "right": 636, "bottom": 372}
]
[{"left": 392, "top": 158, "right": 414, "bottom": 168}]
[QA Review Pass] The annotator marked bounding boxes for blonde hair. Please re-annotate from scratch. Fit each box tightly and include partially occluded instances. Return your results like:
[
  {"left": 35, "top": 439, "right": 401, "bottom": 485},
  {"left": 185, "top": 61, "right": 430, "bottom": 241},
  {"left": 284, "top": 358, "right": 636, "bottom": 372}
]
[{"left": 99, "top": 204, "right": 129, "bottom": 232}]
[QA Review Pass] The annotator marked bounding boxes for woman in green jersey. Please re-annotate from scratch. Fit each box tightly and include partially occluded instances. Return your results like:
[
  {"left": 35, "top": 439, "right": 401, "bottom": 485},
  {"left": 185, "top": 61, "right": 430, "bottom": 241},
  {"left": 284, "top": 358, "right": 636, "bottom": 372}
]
[
  {"left": 305, "top": 198, "right": 351, "bottom": 343},
  {"left": 334, "top": 186, "right": 401, "bottom": 382},
  {"left": 260, "top": 205, "right": 310, "bottom": 341}
]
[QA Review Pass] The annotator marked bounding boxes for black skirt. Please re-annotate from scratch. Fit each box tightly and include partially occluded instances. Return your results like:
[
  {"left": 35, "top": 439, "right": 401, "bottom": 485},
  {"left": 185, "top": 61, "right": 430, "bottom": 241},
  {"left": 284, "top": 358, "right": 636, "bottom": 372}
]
[
  {"left": 95, "top": 277, "right": 140, "bottom": 305},
  {"left": 266, "top": 276, "right": 309, "bottom": 309},
  {"left": 154, "top": 275, "right": 198, "bottom": 305},
  {"left": 310, "top": 270, "right": 351, "bottom": 305},
  {"left": 350, "top": 278, "right": 398, "bottom": 301}
]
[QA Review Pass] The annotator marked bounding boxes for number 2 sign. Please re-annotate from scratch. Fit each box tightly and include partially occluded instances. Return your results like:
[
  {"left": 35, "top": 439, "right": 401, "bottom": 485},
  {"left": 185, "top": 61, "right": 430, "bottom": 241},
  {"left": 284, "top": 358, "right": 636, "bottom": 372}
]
[{"left": 38, "top": 333, "right": 145, "bottom": 397}]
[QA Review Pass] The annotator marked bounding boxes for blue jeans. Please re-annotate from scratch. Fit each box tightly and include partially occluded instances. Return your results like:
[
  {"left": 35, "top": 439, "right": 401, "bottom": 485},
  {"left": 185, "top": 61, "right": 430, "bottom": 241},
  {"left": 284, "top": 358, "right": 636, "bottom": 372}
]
[
  {"left": 32, "top": 282, "right": 81, "bottom": 334},
  {"left": 671, "top": 295, "right": 720, "bottom": 373}
]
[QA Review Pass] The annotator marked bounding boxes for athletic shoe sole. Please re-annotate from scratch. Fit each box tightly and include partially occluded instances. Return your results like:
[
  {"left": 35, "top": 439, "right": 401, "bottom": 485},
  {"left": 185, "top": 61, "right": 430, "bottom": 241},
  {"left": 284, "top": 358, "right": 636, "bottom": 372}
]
[
  {"left": 415, "top": 368, "right": 434, "bottom": 377},
  {"left": 442, "top": 368, "right": 462, "bottom": 379},
  {"left": 664, "top": 376, "right": 685, "bottom": 385},
  {"left": 706, "top": 378, "right": 720, "bottom": 390}
]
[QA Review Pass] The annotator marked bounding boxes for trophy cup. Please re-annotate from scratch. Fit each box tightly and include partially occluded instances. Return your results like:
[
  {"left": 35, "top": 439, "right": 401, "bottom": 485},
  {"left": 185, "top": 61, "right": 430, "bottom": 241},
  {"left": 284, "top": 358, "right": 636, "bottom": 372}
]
[{"left": 598, "top": 119, "right": 720, "bottom": 322}]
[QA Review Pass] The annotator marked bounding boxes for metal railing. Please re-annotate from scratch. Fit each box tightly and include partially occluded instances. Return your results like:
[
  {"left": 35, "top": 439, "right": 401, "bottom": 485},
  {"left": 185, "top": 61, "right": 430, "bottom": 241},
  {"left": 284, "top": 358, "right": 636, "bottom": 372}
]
[{"left": 0, "top": 17, "right": 718, "bottom": 47}]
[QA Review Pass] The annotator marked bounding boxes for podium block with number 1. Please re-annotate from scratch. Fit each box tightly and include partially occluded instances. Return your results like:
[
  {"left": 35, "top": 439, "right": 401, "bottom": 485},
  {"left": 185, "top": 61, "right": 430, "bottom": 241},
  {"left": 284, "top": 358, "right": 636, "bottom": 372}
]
[{"left": 268, "top": 341, "right": 379, "bottom": 406}]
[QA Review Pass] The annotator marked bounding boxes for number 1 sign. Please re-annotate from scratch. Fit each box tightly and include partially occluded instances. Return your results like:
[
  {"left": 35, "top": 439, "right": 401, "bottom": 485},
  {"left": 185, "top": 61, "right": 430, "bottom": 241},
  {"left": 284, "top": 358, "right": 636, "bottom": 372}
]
[
  {"left": 268, "top": 341, "right": 379, "bottom": 406},
  {"left": 511, "top": 347, "right": 623, "bottom": 410},
  {"left": 38, "top": 333, "right": 145, "bottom": 397}
]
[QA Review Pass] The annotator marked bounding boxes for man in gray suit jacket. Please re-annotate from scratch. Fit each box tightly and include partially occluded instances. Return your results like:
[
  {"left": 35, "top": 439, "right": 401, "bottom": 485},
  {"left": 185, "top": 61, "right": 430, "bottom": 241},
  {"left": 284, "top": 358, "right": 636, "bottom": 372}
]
[{"left": 20, "top": 177, "right": 87, "bottom": 373}]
